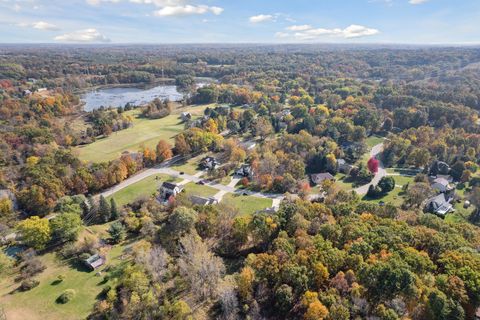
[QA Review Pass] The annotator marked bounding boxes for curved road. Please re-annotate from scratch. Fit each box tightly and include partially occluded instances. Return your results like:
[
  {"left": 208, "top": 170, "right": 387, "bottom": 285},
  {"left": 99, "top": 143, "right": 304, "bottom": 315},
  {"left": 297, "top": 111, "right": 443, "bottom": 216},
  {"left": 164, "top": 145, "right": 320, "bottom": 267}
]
[{"left": 354, "top": 142, "right": 386, "bottom": 195}]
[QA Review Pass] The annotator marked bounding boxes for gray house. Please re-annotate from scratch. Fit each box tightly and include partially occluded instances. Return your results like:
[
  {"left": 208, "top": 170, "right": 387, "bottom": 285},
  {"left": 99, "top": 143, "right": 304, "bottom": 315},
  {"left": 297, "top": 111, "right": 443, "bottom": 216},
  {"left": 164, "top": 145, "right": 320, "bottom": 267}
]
[
  {"left": 190, "top": 195, "right": 218, "bottom": 206},
  {"left": 84, "top": 254, "right": 105, "bottom": 271},
  {"left": 425, "top": 193, "right": 453, "bottom": 217},
  {"left": 311, "top": 173, "right": 335, "bottom": 186}
]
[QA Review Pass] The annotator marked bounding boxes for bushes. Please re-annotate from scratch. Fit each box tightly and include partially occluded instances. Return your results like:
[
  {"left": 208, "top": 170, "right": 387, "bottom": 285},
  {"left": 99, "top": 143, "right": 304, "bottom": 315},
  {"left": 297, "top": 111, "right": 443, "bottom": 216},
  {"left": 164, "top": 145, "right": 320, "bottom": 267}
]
[
  {"left": 57, "top": 289, "right": 76, "bottom": 304},
  {"left": 20, "top": 279, "right": 39, "bottom": 291}
]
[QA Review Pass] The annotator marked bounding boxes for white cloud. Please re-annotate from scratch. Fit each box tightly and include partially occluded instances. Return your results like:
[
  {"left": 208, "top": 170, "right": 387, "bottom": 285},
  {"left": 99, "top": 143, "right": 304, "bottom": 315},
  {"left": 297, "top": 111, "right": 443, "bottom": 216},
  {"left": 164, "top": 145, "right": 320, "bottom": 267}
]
[
  {"left": 54, "top": 28, "right": 110, "bottom": 42},
  {"left": 274, "top": 32, "right": 289, "bottom": 39},
  {"left": 153, "top": 4, "right": 223, "bottom": 16},
  {"left": 17, "top": 21, "right": 60, "bottom": 31},
  {"left": 279, "top": 24, "right": 380, "bottom": 41},
  {"left": 249, "top": 14, "right": 274, "bottom": 23},
  {"left": 409, "top": 0, "right": 429, "bottom": 4},
  {"left": 286, "top": 24, "right": 312, "bottom": 31}
]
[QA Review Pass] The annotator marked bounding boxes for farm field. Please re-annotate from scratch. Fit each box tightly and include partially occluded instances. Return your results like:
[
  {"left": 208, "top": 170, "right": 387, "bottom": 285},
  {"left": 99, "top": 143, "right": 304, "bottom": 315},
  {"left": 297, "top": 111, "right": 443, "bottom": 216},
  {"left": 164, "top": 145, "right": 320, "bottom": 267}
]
[{"left": 75, "top": 104, "right": 210, "bottom": 163}]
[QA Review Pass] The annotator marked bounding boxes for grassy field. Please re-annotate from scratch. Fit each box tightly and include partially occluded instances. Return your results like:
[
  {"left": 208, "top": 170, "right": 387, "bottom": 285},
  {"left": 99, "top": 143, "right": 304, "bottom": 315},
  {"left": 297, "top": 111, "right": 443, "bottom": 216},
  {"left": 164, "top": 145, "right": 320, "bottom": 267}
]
[
  {"left": 334, "top": 173, "right": 356, "bottom": 191},
  {"left": 75, "top": 104, "right": 210, "bottom": 163},
  {"left": 0, "top": 235, "right": 128, "bottom": 320},
  {"left": 106, "top": 174, "right": 180, "bottom": 206},
  {"left": 222, "top": 193, "right": 273, "bottom": 216},
  {"left": 171, "top": 153, "right": 208, "bottom": 175},
  {"left": 183, "top": 182, "right": 218, "bottom": 198},
  {"left": 365, "top": 135, "right": 384, "bottom": 148},
  {"left": 362, "top": 187, "right": 405, "bottom": 206}
]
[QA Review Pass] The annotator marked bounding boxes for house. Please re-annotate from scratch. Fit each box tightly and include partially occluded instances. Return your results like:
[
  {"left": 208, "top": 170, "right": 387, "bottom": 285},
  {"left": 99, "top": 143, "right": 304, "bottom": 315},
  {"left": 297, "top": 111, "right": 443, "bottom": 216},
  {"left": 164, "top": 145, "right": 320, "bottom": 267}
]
[
  {"left": 337, "top": 159, "right": 355, "bottom": 174},
  {"left": 430, "top": 177, "right": 453, "bottom": 193},
  {"left": 311, "top": 173, "right": 335, "bottom": 185},
  {"left": 200, "top": 156, "right": 219, "bottom": 170},
  {"left": 180, "top": 112, "right": 192, "bottom": 122},
  {"left": 159, "top": 182, "right": 183, "bottom": 201},
  {"left": 190, "top": 195, "right": 218, "bottom": 206},
  {"left": 235, "top": 164, "right": 254, "bottom": 178},
  {"left": 84, "top": 254, "right": 105, "bottom": 271},
  {"left": 23, "top": 89, "right": 32, "bottom": 96},
  {"left": 425, "top": 193, "right": 453, "bottom": 217},
  {"left": 36, "top": 88, "right": 47, "bottom": 93}
]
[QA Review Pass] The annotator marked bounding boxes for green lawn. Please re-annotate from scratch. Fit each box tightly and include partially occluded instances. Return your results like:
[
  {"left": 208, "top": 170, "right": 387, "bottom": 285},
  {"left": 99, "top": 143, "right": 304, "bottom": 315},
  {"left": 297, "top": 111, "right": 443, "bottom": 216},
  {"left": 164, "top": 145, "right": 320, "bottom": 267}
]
[
  {"left": 445, "top": 202, "right": 475, "bottom": 224},
  {"left": 107, "top": 174, "right": 180, "bottom": 206},
  {"left": 222, "top": 193, "right": 273, "bottom": 216},
  {"left": 334, "top": 173, "right": 355, "bottom": 191},
  {"left": 171, "top": 154, "right": 207, "bottom": 175},
  {"left": 391, "top": 175, "right": 415, "bottom": 187},
  {"left": 75, "top": 105, "right": 209, "bottom": 163},
  {"left": 365, "top": 135, "right": 384, "bottom": 148},
  {"left": 0, "top": 238, "right": 128, "bottom": 320},
  {"left": 183, "top": 182, "right": 218, "bottom": 198},
  {"left": 362, "top": 187, "right": 405, "bottom": 206}
]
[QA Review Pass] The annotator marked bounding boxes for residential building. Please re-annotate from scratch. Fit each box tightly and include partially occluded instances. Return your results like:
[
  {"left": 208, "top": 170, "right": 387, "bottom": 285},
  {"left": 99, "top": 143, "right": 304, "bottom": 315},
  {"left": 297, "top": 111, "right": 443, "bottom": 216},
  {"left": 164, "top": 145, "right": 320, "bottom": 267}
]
[
  {"left": 159, "top": 182, "right": 183, "bottom": 201},
  {"left": 425, "top": 193, "right": 453, "bottom": 217},
  {"left": 235, "top": 164, "right": 254, "bottom": 178},
  {"left": 311, "top": 172, "right": 335, "bottom": 185},
  {"left": 190, "top": 195, "right": 218, "bottom": 206},
  {"left": 84, "top": 254, "right": 105, "bottom": 271},
  {"left": 200, "top": 156, "right": 219, "bottom": 170}
]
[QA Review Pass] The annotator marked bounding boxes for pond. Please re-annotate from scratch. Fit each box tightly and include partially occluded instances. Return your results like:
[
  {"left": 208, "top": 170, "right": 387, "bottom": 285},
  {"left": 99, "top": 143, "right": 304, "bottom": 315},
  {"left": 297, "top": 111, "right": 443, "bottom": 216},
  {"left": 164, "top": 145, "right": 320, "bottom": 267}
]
[{"left": 81, "top": 78, "right": 212, "bottom": 111}]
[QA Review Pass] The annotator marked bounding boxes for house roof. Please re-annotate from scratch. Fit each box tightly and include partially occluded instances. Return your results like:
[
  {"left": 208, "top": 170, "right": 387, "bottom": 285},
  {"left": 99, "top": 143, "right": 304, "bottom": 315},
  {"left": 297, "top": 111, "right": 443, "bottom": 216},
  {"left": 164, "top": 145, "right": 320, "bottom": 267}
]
[
  {"left": 311, "top": 173, "right": 335, "bottom": 183},
  {"left": 427, "top": 193, "right": 452, "bottom": 215},
  {"left": 432, "top": 177, "right": 450, "bottom": 187},
  {"left": 161, "top": 182, "right": 179, "bottom": 190},
  {"left": 190, "top": 195, "right": 217, "bottom": 206},
  {"left": 85, "top": 254, "right": 105, "bottom": 269}
]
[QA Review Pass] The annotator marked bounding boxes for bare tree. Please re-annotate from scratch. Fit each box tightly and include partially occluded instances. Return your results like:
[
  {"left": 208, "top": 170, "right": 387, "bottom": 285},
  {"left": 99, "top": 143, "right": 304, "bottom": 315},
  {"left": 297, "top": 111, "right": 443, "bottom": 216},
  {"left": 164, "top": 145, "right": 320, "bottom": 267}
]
[
  {"left": 178, "top": 235, "right": 225, "bottom": 301},
  {"left": 218, "top": 282, "right": 239, "bottom": 320}
]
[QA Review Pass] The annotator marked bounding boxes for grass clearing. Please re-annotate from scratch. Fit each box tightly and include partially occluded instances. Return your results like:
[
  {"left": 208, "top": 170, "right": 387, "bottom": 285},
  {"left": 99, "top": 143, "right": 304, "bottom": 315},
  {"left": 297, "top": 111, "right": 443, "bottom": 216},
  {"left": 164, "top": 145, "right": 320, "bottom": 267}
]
[
  {"left": 171, "top": 153, "right": 208, "bottom": 175},
  {"left": 75, "top": 104, "right": 210, "bottom": 163},
  {"left": 362, "top": 188, "right": 405, "bottom": 206},
  {"left": 183, "top": 182, "right": 218, "bottom": 198},
  {"left": 107, "top": 174, "right": 180, "bottom": 206},
  {"left": 334, "top": 173, "right": 356, "bottom": 191},
  {"left": 365, "top": 135, "right": 384, "bottom": 149},
  {"left": 222, "top": 193, "right": 273, "bottom": 216},
  {"left": 0, "top": 236, "right": 129, "bottom": 320}
]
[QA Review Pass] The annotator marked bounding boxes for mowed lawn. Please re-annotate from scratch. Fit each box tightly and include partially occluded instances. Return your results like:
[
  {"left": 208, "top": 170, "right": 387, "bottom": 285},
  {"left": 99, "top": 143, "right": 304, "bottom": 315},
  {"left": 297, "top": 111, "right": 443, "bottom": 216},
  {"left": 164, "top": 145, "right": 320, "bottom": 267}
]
[
  {"left": 75, "top": 105, "right": 210, "bottom": 163},
  {"left": 222, "top": 193, "right": 273, "bottom": 216},
  {"left": 183, "top": 182, "right": 218, "bottom": 198},
  {"left": 0, "top": 239, "right": 127, "bottom": 320},
  {"left": 107, "top": 174, "right": 180, "bottom": 206}
]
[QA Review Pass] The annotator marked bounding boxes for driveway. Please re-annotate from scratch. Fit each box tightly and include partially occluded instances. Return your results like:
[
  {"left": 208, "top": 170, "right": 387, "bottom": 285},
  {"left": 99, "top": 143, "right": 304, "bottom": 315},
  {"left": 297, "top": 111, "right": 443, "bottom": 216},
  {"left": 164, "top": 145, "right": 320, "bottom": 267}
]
[{"left": 354, "top": 142, "right": 387, "bottom": 196}]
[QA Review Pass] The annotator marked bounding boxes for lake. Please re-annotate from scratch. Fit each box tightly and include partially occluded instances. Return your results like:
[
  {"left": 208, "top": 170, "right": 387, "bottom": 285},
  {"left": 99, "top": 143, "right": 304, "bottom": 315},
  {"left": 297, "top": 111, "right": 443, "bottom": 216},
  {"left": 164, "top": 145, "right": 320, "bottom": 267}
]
[{"left": 81, "top": 79, "right": 212, "bottom": 111}]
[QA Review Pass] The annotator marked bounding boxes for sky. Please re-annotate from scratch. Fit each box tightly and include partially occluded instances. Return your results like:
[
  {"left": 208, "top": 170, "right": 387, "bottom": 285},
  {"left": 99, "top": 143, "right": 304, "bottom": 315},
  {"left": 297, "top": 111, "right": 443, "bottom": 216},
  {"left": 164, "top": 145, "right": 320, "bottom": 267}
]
[{"left": 0, "top": 0, "right": 479, "bottom": 44}]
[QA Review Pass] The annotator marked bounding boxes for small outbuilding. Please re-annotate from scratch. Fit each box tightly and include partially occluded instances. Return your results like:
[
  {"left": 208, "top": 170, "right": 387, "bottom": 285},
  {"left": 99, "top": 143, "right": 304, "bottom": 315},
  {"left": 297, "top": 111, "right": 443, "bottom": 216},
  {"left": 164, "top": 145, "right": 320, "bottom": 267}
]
[{"left": 84, "top": 254, "right": 105, "bottom": 271}]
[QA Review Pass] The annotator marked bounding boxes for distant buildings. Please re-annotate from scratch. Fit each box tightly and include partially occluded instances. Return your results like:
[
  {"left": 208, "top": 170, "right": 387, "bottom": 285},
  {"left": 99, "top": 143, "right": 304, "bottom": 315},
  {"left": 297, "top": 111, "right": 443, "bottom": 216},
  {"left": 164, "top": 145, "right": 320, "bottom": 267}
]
[
  {"left": 337, "top": 159, "right": 355, "bottom": 174},
  {"left": 430, "top": 177, "right": 453, "bottom": 193},
  {"left": 180, "top": 112, "right": 192, "bottom": 122}
]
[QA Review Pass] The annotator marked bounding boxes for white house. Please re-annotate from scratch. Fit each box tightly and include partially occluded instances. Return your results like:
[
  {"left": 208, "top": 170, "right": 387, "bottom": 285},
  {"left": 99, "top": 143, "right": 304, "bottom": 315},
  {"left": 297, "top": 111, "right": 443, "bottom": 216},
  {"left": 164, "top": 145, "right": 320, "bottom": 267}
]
[{"left": 159, "top": 182, "right": 183, "bottom": 201}]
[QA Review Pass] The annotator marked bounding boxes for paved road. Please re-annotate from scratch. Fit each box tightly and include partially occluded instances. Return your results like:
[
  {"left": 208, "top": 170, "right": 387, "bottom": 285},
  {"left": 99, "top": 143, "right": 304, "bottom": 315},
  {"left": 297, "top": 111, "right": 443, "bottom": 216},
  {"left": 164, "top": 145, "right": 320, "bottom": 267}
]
[{"left": 354, "top": 142, "right": 387, "bottom": 195}]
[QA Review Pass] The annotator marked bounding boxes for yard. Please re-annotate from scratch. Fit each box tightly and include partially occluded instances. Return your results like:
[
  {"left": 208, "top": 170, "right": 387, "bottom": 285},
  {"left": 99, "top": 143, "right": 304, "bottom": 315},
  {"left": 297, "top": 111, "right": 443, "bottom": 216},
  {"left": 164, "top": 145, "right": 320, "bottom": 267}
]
[
  {"left": 75, "top": 104, "right": 209, "bottom": 163},
  {"left": 0, "top": 235, "right": 130, "bottom": 320},
  {"left": 107, "top": 174, "right": 180, "bottom": 206},
  {"left": 365, "top": 135, "right": 384, "bottom": 149},
  {"left": 182, "top": 182, "right": 218, "bottom": 198},
  {"left": 222, "top": 193, "right": 273, "bottom": 216},
  {"left": 171, "top": 153, "right": 208, "bottom": 175}
]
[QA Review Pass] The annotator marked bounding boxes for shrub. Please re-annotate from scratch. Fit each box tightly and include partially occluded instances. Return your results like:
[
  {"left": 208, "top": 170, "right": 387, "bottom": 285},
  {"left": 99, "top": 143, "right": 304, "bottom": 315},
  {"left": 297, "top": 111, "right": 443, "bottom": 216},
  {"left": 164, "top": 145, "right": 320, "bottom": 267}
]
[
  {"left": 58, "top": 289, "right": 76, "bottom": 304},
  {"left": 20, "top": 279, "right": 39, "bottom": 291}
]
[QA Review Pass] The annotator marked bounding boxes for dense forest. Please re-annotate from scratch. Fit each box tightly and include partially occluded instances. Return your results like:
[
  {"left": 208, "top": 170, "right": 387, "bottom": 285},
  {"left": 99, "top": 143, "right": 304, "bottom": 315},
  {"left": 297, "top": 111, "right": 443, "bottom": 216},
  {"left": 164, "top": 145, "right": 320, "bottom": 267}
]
[{"left": 1, "top": 44, "right": 480, "bottom": 319}]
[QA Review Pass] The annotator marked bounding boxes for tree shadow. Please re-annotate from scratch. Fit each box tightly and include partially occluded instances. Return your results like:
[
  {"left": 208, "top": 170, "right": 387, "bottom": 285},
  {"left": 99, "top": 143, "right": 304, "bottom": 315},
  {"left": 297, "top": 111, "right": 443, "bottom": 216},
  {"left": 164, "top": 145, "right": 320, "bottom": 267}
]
[{"left": 51, "top": 279, "right": 63, "bottom": 286}]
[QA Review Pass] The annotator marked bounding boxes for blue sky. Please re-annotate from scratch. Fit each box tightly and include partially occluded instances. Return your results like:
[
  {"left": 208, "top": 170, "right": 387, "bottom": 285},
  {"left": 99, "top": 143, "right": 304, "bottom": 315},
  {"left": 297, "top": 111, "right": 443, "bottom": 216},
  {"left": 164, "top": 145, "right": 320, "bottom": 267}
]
[{"left": 0, "top": 0, "right": 479, "bottom": 44}]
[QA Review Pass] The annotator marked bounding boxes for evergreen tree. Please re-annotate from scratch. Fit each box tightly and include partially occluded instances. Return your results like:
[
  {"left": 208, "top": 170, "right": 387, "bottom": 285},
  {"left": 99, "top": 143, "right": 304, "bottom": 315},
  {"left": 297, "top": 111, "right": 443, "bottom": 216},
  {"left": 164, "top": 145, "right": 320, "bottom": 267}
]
[
  {"left": 110, "top": 198, "right": 119, "bottom": 221},
  {"left": 98, "top": 195, "right": 111, "bottom": 223}
]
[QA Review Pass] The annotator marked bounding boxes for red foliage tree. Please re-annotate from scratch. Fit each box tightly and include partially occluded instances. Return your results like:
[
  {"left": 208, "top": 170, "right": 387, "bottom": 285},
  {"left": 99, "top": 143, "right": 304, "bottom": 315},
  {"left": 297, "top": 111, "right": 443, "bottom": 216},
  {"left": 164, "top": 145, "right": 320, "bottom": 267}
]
[{"left": 367, "top": 157, "right": 379, "bottom": 174}]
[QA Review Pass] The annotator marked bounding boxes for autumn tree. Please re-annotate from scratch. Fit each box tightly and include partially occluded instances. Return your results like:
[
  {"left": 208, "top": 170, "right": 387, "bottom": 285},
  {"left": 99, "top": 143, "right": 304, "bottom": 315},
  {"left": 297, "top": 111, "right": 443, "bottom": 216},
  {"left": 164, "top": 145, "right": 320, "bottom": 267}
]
[
  {"left": 156, "top": 140, "right": 173, "bottom": 163},
  {"left": 17, "top": 216, "right": 51, "bottom": 250}
]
